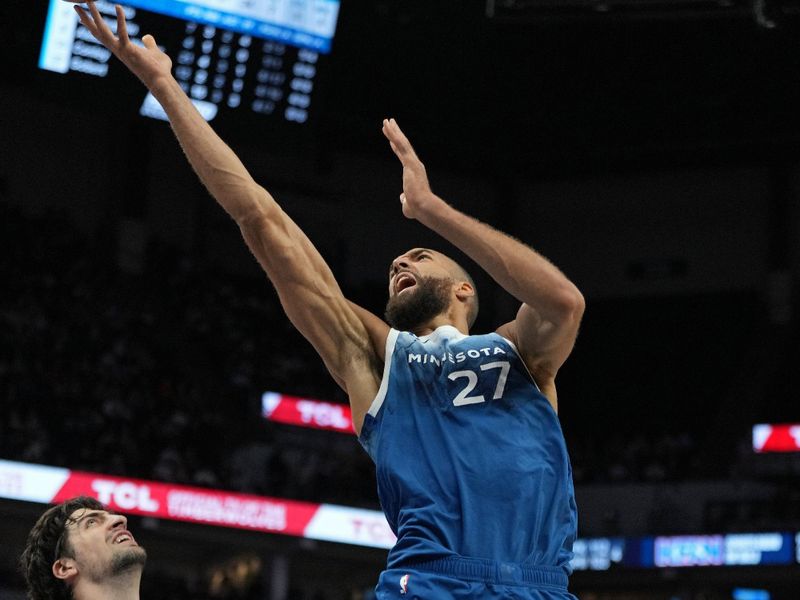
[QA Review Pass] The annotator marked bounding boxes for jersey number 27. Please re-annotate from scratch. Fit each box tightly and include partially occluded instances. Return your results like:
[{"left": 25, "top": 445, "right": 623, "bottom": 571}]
[{"left": 447, "top": 361, "right": 510, "bottom": 406}]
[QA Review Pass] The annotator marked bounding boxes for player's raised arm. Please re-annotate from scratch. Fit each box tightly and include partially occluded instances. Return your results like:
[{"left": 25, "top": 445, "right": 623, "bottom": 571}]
[
  {"left": 382, "top": 118, "right": 584, "bottom": 408},
  {"left": 76, "top": 2, "right": 387, "bottom": 432}
]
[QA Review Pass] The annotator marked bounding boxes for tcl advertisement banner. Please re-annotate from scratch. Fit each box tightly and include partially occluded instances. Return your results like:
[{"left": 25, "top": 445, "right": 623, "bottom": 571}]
[
  {"left": 3, "top": 458, "right": 799, "bottom": 567},
  {"left": 261, "top": 391, "right": 354, "bottom": 433},
  {"left": 752, "top": 424, "right": 800, "bottom": 453},
  {"left": 51, "top": 472, "right": 319, "bottom": 535},
  {"left": 0, "top": 459, "right": 395, "bottom": 549}
]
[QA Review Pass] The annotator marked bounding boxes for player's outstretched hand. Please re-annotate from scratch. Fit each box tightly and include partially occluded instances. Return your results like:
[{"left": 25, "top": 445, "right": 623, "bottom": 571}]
[
  {"left": 382, "top": 118, "right": 435, "bottom": 220},
  {"left": 73, "top": 1, "right": 172, "bottom": 88}
]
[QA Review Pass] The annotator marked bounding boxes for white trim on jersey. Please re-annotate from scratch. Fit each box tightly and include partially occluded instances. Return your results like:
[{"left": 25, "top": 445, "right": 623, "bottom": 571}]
[
  {"left": 367, "top": 328, "right": 400, "bottom": 417},
  {"left": 417, "top": 324, "right": 467, "bottom": 344}
]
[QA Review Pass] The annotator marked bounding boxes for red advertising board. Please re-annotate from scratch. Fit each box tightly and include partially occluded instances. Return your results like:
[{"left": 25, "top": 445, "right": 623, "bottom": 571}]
[
  {"left": 0, "top": 459, "right": 395, "bottom": 548},
  {"left": 752, "top": 424, "right": 800, "bottom": 453},
  {"left": 262, "top": 391, "right": 354, "bottom": 433}
]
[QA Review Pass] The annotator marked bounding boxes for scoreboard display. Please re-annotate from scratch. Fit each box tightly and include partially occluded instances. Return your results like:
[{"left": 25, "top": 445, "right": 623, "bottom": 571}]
[
  {"left": 570, "top": 533, "right": 797, "bottom": 571},
  {"left": 38, "top": 0, "right": 340, "bottom": 125}
]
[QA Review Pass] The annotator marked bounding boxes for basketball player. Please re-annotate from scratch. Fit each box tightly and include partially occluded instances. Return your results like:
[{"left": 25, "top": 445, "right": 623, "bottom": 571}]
[
  {"left": 20, "top": 496, "right": 146, "bottom": 600},
  {"left": 75, "top": 3, "right": 584, "bottom": 597}
]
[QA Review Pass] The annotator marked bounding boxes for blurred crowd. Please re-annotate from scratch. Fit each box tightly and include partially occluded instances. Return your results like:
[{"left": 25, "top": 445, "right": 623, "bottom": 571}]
[
  {"left": 0, "top": 204, "right": 375, "bottom": 509},
  {"left": 569, "top": 430, "right": 698, "bottom": 485}
]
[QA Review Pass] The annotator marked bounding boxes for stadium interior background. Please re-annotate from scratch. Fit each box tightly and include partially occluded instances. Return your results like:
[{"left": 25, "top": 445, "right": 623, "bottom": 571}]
[{"left": 1, "top": 0, "right": 800, "bottom": 598}]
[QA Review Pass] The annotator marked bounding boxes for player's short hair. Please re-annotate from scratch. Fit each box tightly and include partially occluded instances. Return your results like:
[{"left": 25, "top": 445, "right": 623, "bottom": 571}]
[{"left": 20, "top": 496, "right": 106, "bottom": 600}]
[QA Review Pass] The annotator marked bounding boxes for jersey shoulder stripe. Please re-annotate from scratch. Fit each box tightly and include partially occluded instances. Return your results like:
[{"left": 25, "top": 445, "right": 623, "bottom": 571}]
[{"left": 366, "top": 328, "right": 400, "bottom": 418}]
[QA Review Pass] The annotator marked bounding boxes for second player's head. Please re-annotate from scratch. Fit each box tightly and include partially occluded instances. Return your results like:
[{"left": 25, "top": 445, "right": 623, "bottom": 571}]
[
  {"left": 385, "top": 248, "right": 478, "bottom": 332},
  {"left": 20, "top": 496, "right": 147, "bottom": 600}
]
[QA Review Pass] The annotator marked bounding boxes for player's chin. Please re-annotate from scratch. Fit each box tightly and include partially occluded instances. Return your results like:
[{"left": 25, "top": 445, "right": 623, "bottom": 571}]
[
  {"left": 111, "top": 546, "right": 147, "bottom": 572},
  {"left": 393, "top": 290, "right": 414, "bottom": 303},
  {"left": 387, "top": 290, "right": 413, "bottom": 312}
]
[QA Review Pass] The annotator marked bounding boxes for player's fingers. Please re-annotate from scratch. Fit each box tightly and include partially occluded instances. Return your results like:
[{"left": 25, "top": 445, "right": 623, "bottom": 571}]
[
  {"left": 88, "top": 1, "right": 114, "bottom": 41},
  {"left": 115, "top": 5, "right": 129, "bottom": 44},
  {"left": 389, "top": 137, "right": 416, "bottom": 167},
  {"left": 389, "top": 118, "right": 410, "bottom": 144},
  {"left": 142, "top": 34, "right": 158, "bottom": 50},
  {"left": 384, "top": 119, "right": 421, "bottom": 167},
  {"left": 382, "top": 119, "right": 393, "bottom": 140},
  {"left": 384, "top": 125, "right": 406, "bottom": 152},
  {"left": 387, "top": 119, "right": 416, "bottom": 157},
  {"left": 74, "top": 6, "right": 99, "bottom": 38}
]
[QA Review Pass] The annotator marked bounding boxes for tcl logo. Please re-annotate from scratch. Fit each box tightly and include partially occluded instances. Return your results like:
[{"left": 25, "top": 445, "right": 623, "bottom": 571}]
[
  {"left": 350, "top": 518, "right": 396, "bottom": 544},
  {"left": 296, "top": 400, "right": 351, "bottom": 430},
  {"left": 92, "top": 480, "right": 160, "bottom": 512}
]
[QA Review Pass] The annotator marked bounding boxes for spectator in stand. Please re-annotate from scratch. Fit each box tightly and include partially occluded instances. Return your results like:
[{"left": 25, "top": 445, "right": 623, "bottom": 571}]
[{"left": 20, "top": 496, "right": 146, "bottom": 600}]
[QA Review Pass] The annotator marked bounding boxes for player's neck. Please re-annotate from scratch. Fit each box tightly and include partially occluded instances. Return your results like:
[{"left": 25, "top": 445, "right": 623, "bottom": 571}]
[
  {"left": 411, "top": 312, "right": 469, "bottom": 337},
  {"left": 73, "top": 569, "right": 142, "bottom": 600}
]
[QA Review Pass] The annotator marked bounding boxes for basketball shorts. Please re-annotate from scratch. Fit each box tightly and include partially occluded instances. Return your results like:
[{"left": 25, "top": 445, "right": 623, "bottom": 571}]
[{"left": 374, "top": 556, "right": 578, "bottom": 600}]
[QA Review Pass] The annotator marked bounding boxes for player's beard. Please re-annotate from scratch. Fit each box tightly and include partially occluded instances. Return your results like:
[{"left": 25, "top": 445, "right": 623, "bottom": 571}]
[
  {"left": 110, "top": 546, "right": 147, "bottom": 576},
  {"left": 385, "top": 275, "right": 453, "bottom": 332}
]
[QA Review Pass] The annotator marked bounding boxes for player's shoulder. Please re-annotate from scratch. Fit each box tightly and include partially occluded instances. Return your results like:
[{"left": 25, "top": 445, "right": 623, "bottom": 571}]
[{"left": 494, "top": 321, "right": 516, "bottom": 344}]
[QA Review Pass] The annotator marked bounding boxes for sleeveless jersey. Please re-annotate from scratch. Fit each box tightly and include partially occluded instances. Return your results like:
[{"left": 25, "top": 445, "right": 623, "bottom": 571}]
[{"left": 358, "top": 326, "right": 577, "bottom": 574}]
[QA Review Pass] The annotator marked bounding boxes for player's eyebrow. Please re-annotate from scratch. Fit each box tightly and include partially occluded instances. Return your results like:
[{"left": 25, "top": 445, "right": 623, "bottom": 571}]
[
  {"left": 409, "top": 248, "right": 434, "bottom": 259},
  {"left": 70, "top": 510, "right": 110, "bottom": 527},
  {"left": 388, "top": 248, "right": 436, "bottom": 273}
]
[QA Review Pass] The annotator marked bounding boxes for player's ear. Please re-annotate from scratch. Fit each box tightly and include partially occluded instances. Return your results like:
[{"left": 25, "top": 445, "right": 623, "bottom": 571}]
[
  {"left": 53, "top": 557, "right": 78, "bottom": 582},
  {"left": 454, "top": 280, "right": 475, "bottom": 301}
]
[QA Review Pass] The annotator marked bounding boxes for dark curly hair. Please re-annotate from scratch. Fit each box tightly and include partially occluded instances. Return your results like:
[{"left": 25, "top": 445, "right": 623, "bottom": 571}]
[{"left": 19, "top": 496, "right": 107, "bottom": 600}]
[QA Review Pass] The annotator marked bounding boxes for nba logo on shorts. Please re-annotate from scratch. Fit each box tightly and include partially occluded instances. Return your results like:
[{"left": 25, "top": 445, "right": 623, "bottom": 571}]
[{"left": 399, "top": 574, "right": 410, "bottom": 594}]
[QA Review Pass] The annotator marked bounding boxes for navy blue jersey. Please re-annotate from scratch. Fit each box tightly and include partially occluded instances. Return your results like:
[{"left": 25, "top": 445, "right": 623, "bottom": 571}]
[{"left": 359, "top": 326, "right": 577, "bottom": 575}]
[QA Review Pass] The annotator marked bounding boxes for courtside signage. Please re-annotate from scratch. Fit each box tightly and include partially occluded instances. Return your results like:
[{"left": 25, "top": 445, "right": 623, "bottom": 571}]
[
  {"left": 752, "top": 423, "right": 800, "bottom": 453},
  {"left": 652, "top": 533, "right": 794, "bottom": 568},
  {"left": 0, "top": 459, "right": 394, "bottom": 549},
  {"left": 261, "top": 391, "right": 354, "bottom": 433},
  {"left": 2, "top": 459, "right": 797, "bottom": 566}
]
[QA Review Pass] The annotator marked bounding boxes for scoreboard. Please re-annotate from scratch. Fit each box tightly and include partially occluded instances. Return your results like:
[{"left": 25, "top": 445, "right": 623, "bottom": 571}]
[
  {"left": 570, "top": 532, "right": 798, "bottom": 571},
  {"left": 38, "top": 0, "right": 340, "bottom": 125}
]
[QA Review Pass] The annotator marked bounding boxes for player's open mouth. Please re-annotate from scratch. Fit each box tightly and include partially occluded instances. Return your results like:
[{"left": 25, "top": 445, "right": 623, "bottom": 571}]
[
  {"left": 395, "top": 273, "right": 417, "bottom": 295},
  {"left": 112, "top": 531, "right": 136, "bottom": 545}
]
